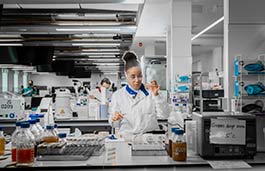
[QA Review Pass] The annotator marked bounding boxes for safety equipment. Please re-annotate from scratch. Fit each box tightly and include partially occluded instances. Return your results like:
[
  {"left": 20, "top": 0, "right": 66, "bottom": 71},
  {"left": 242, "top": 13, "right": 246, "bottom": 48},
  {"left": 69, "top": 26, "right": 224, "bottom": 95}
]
[
  {"left": 244, "top": 82, "right": 265, "bottom": 95},
  {"left": 244, "top": 61, "right": 265, "bottom": 71}
]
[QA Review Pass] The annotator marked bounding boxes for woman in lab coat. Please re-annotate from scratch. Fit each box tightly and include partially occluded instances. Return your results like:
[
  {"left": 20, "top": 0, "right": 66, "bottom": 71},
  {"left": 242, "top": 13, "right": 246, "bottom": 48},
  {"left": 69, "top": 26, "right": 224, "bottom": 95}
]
[{"left": 109, "top": 51, "right": 171, "bottom": 139}]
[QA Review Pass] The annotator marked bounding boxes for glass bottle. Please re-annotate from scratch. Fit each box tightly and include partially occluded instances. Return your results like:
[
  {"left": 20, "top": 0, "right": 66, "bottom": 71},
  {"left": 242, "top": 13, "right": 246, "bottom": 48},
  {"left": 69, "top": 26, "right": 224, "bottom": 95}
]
[
  {"left": 11, "top": 121, "right": 21, "bottom": 162},
  {"left": 16, "top": 122, "right": 35, "bottom": 167},
  {"left": 43, "top": 125, "right": 58, "bottom": 143},
  {"left": 168, "top": 127, "right": 179, "bottom": 157},
  {"left": 58, "top": 133, "right": 67, "bottom": 143},
  {"left": 172, "top": 129, "right": 186, "bottom": 161},
  {"left": 0, "top": 126, "right": 5, "bottom": 155}
]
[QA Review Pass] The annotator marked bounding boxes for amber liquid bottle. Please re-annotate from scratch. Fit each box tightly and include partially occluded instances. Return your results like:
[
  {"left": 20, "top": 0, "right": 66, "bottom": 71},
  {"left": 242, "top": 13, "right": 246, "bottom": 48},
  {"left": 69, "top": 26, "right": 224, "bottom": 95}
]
[{"left": 172, "top": 129, "right": 186, "bottom": 161}]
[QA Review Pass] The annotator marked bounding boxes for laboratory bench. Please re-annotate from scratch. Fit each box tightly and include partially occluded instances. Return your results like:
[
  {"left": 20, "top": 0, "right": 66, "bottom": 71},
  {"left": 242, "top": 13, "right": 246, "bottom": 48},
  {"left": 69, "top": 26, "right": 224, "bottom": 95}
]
[
  {"left": 0, "top": 118, "right": 168, "bottom": 135},
  {"left": 1, "top": 150, "right": 265, "bottom": 170}
]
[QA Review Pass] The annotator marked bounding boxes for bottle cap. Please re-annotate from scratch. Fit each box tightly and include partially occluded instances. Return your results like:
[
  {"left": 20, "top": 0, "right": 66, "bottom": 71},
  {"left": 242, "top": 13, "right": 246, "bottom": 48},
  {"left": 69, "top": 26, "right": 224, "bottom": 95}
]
[
  {"left": 58, "top": 133, "right": 66, "bottom": 138},
  {"left": 46, "top": 125, "right": 53, "bottom": 130},
  {"left": 175, "top": 129, "right": 184, "bottom": 135},
  {"left": 28, "top": 119, "right": 36, "bottom": 124},
  {"left": 21, "top": 122, "right": 30, "bottom": 128},
  {"left": 171, "top": 127, "right": 179, "bottom": 132},
  {"left": 37, "top": 114, "right": 44, "bottom": 118},
  {"left": 15, "top": 121, "right": 21, "bottom": 127}
]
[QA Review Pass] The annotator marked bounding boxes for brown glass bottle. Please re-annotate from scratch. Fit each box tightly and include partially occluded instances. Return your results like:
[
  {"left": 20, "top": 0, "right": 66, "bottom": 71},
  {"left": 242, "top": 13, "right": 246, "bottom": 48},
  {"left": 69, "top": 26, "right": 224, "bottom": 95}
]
[{"left": 172, "top": 129, "right": 186, "bottom": 161}]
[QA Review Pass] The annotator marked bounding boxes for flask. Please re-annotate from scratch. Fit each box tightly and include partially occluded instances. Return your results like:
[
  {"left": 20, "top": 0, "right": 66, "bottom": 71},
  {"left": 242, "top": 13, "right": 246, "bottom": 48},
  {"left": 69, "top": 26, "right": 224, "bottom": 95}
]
[
  {"left": 16, "top": 122, "right": 35, "bottom": 167},
  {"left": 58, "top": 133, "right": 67, "bottom": 143},
  {"left": 0, "top": 126, "right": 5, "bottom": 155},
  {"left": 172, "top": 129, "right": 186, "bottom": 161},
  {"left": 11, "top": 121, "right": 21, "bottom": 162},
  {"left": 43, "top": 125, "right": 58, "bottom": 143}
]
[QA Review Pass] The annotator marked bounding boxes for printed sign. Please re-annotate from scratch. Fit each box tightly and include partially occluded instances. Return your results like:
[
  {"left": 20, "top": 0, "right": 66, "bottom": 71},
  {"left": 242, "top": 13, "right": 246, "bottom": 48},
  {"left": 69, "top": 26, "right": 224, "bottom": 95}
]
[{"left": 210, "top": 118, "right": 246, "bottom": 145}]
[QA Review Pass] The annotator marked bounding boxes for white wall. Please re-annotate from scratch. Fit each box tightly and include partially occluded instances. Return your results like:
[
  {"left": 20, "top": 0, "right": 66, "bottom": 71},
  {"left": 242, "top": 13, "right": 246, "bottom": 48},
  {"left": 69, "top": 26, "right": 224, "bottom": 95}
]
[{"left": 192, "top": 51, "right": 213, "bottom": 72}]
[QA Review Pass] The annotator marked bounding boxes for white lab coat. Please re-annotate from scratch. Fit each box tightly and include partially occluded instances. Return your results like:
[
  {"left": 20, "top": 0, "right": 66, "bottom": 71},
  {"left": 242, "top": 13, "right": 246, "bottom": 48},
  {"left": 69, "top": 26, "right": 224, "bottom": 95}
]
[{"left": 109, "top": 86, "right": 171, "bottom": 137}]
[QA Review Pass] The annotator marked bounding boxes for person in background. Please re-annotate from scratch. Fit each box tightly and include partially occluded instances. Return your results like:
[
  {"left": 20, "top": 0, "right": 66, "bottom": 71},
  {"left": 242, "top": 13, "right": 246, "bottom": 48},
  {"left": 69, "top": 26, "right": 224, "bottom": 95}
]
[
  {"left": 22, "top": 80, "right": 38, "bottom": 97},
  {"left": 89, "top": 78, "right": 112, "bottom": 104},
  {"left": 109, "top": 51, "right": 171, "bottom": 140}
]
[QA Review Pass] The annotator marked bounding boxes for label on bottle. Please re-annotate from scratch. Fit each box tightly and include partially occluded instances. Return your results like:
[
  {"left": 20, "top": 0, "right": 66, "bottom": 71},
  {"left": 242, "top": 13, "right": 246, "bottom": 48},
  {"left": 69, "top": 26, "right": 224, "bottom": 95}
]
[{"left": 172, "top": 142, "right": 186, "bottom": 161}]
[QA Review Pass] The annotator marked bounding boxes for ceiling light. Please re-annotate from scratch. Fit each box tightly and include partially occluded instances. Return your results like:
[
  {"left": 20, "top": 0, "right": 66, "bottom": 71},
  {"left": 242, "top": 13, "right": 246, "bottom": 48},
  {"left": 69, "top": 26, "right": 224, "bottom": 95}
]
[
  {"left": 191, "top": 16, "right": 224, "bottom": 41},
  {"left": 80, "top": 53, "right": 119, "bottom": 55},
  {"left": 81, "top": 49, "right": 120, "bottom": 52},
  {"left": 0, "top": 39, "right": 22, "bottom": 42},
  {"left": 72, "top": 43, "right": 120, "bottom": 46},
  {"left": 56, "top": 28, "right": 121, "bottom": 32},
  {"left": 0, "top": 43, "right": 23, "bottom": 46},
  {"left": 89, "top": 55, "right": 118, "bottom": 58},
  {"left": 122, "top": 0, "right": 145, "bottom": 4}
]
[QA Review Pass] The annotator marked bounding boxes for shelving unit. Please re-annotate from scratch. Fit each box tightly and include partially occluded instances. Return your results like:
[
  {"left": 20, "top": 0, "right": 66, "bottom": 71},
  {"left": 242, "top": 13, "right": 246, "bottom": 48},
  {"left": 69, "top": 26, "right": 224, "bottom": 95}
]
[
  {"left": 233, "top": 55, "right": 265, "bottom": 115},
  {"left": 192, "top": 72, "right": 224, "bottom": 114},
  {"left": 171, "top": 74, "right": 192, "bottom": 115}
]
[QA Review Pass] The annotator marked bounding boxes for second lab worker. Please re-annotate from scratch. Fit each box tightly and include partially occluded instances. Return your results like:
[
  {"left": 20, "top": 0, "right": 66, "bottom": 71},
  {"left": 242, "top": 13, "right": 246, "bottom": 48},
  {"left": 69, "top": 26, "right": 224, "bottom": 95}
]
[{"left": 109, "top": 51, "right": 171, "bottom": 138}]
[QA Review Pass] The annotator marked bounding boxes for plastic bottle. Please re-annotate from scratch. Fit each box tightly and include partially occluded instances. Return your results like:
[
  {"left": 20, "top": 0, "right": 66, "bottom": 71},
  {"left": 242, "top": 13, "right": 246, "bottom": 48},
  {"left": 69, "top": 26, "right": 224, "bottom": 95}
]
[
  {"left": 172, "top": 129, "right": 186, "bottom": 161},
  {"left": 37, "top": 114, "right": 45, "bottom": 128},
  {"left": 16, "top": 122, "right": 35, "bottom": 167},
  {"left": 0, "top": 126, "right": 5, "bottom": 155},
  {"left": 54, "top": 124, "right": 59, "bottom": 136},
  {"left": 168, "top": 127, "right": 179, "bottom": 157},
  {"left": 43, "top": 125, "right": 58, "bottom": 143},
  {"left": 29, "top": 120, "right": 41, "bottom": 143},
  {"left": 11, "top": 121, "right": 22, "bottom": 162},
  {"left": 35, "top": 118, "right": 44, "bottom": 134}
]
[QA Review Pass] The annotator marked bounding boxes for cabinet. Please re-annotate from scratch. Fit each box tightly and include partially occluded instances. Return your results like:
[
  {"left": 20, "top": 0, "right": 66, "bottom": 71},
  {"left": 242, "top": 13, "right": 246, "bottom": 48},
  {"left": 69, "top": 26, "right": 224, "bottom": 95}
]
[
  {"left": 233, "top": 55, "right": 265, "bottom": 114},
  {"left": 192, "top": 72, "right": 224, "bottom": 114}
]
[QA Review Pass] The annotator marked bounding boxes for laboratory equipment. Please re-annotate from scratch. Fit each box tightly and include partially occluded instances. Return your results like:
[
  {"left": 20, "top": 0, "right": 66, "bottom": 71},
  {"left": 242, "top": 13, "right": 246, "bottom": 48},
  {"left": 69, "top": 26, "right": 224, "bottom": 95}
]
[
  {"left": 43, "top": 125, "right": 58, "bottom": 143},
  {"left": 172, "top": 129, "right": 186, "bottom": 161},
  {"left": 35, "top": 97, "right": 54, "bottom": 126},
  {"left": 131, "top": 134, "right": 167, "bottom": 156},
  {"left": 54, "top": 88, "right": 72, "bottom": 119},
  {"left": 16, "top": 122, "right": 35, "bottom": 167},
  {"left": 37, "top": 134, "right": 104, "bottom": 161},
  {"left": 0, "top": 92, "right": 25, "bottom": 119},
  {"left": 11, "top": 122, "right": 21, "bottom": 162},
  {"left": 193, "top": 112, "right": 256, "bottom": 159}
]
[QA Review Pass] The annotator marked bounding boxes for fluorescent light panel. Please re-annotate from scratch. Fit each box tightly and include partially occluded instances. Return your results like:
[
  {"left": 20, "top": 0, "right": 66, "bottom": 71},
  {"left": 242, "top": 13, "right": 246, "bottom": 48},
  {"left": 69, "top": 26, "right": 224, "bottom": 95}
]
[
  {"left": 72, "top": 43, "right": 120, "bottom": 46},
  {"left": 81, "top": 49, "right": 120, "bottom": 52},
  {"left": 0, "top": 43, "right": 23, "bottom": 46},
  {"left": 80, "top": 52, "right": 119, "bottom": 55},
  {"left": 191, "top": 16, "right": 224, "bottom": 41},
  {"left": 56, "top": 28, "right": 121, "bottom": 31}
]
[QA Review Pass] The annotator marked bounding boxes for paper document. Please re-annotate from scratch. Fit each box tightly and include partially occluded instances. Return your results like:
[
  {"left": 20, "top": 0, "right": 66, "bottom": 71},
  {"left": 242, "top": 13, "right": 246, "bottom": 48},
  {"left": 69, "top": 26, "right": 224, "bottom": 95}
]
[{"left": 208, "top": 160, "right": 252, "bottom": 169}]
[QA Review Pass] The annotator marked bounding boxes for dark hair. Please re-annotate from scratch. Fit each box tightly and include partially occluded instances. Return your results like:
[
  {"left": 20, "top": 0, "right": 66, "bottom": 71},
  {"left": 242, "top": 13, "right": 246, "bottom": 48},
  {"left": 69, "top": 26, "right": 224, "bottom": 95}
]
[
  {"left": 101, "top": 78, "right": 111, "bottom": 85},
  {"left": 122, "top": 51, "right": 140, "bottom": 72}
]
